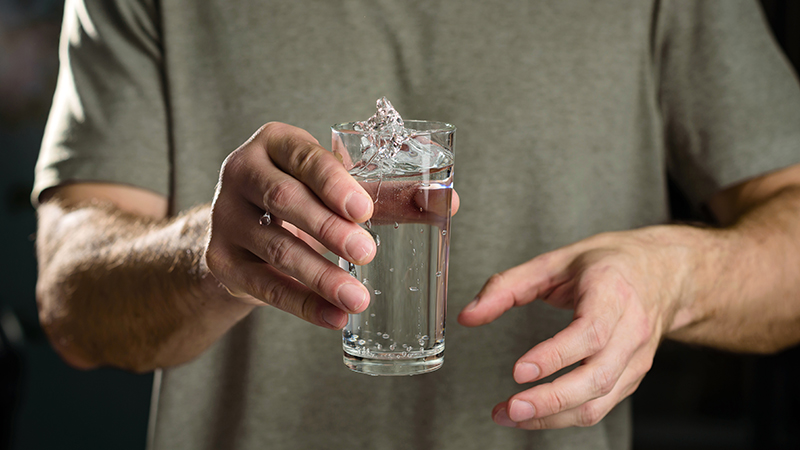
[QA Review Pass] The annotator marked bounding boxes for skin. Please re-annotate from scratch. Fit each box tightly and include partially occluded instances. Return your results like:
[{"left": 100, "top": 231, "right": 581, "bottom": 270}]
[{"left": 36, "top": 121, "right": 800, "bottom": 428}]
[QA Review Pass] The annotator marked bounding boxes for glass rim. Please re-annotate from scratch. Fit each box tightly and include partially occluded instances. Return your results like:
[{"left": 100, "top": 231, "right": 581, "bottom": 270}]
[{"left": 331, "top": 120, "right": 456, "bottom": 135}]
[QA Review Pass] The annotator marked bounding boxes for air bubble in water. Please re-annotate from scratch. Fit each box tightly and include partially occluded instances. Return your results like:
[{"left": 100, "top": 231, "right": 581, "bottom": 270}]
[
  {"left": 436, "top": 271, "right": 442, "bottom": 277},
  {"left": 409, "top": 286, "right": 419, "bottom": 292},
  {"left": 394, "top": 222, "right": 399, "bottom": 229},
  {"left": 442, "top": 230, "right": 447, "bottom": 236},
  {"left": 389, "top": 267, "right": 394, "bottom": 272},
  {"left": 382, "top": 333, "right": 390, "bottom": 339},
  {"left": 374, "top": 290, "right": 382, "bottom": 295},
  {"left": 357, "top": 339, "right": 365, "bottom": 345},
  {"left": 375, "top": 235, "right": 381, "bottom": 247}
]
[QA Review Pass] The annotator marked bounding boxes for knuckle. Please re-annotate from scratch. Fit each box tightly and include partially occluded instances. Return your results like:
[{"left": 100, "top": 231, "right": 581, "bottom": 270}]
[
  {"left": 540, "top": 339, "right": 568, "bottom": 374},
  {"left": 219, "top": 149, "right": 247, "bottom": 182},
  {"left": 260, "top": 276, "right": 293, "bottom": 309},
  {"left": 288, "top": 139, "right": 323, "bottom": 177},
  {"left": 585, "top": 317, "right": 610, "bottom": 353},
  {"left": 577, "top": 402, "right": 606, "bottom": 427},
  {"left": 591, "top": 365, "right": 618, "bottom": 396},
  {"left": 315, "top": 163, "right": 346, "bottom": 197},
  {"left": 543, "top": 389, "right": 568, "bottom": 415},
  {"left": 264, "top": 179, "right": 301, "bottom": 211},
  {"left": 264, "top": 235, "right": 296, "bottom": 269},
  {"left": 486, "top": 272, "right": 505, "bottom": 289},
  {"left": 315, "top": 213, "right": 344, "bottom": 245},
  {"left": 635, "top": 318, "right": 653, "bottom": 346},
  {"left": 296, "top": 290, "right": 318, "bottom": 322}
]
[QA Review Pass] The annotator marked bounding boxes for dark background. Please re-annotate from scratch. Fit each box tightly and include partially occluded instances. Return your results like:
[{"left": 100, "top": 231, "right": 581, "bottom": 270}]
[{"left": 1, "top": 1, "right": 798, "bottom": 449}]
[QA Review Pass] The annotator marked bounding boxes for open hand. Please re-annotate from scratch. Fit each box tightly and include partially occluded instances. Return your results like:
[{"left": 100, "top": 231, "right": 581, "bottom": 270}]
[{"left": 458, "top": 226, "right": 699, "bottom": 429}]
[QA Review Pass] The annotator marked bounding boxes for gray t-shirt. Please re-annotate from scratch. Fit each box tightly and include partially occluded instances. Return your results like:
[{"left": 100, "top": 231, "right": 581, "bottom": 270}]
[{"left": 34, "top": 1, "right": 800, "bottom": 449}]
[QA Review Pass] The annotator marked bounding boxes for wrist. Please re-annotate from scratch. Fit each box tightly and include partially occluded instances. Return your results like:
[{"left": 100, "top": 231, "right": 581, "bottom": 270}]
[{"left": 659, "top": 223, "right": 735, "bottom": 337}]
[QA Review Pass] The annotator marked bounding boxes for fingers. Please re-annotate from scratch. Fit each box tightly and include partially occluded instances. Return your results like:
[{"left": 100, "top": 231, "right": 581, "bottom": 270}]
[
  {"left": 511, "top": 282, "right": 628, "bottom": 384},
  {"left": 259, "top": 122, "right": 374, "bottom": 223},
  {"left": 504, "top": 321, "right": 640, "bottom": 423},
  {"left": 207, "top": 244, "right": 349, "bottom": 329},
  {"left": 457, "top": 251, "right": 574, "bottom": 327},
  {"left": 494, "top": 333, "right": 653, "bottom": 429},
  {"left": 494, "top": 304, "right": 657, "bottom": 429},
  {"left": 209, "top": 194, "right": 370, "bottom": 309},
  {"left": 492, "top": 369, "right": 645, "bottom": 429},
  {"left": 222, "top": 123, "right": 376, "bottom": 265}
]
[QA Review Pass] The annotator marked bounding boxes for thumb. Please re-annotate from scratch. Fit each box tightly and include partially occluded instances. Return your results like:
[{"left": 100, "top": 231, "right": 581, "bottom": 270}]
[{"left": 457, "top": 250, "right": 575, "bottom": 327}]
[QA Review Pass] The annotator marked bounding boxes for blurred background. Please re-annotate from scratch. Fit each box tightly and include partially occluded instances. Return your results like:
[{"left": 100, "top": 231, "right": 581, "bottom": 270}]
[{"left": 0, "top": 1, "right": 798, "bottom": 449}]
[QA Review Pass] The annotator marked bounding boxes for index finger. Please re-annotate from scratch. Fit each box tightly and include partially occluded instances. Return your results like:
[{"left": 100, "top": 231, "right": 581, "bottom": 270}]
[{"left": 258, "top": 122, "right": 374, "bottom": 223}]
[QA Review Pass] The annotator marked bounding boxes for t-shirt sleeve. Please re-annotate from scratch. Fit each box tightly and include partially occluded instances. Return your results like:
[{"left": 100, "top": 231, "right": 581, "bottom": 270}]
[
  {"left": 657, "top": 0, "right": 800, "bottom": 208},
  {"left": 32, "top": 0, "right": 169, "bottom": 204}
]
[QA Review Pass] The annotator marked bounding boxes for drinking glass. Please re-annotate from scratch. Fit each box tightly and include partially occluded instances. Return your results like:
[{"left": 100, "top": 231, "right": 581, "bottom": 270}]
[{"left": 331, "top": 120, "right": 455, "bottom": 376}]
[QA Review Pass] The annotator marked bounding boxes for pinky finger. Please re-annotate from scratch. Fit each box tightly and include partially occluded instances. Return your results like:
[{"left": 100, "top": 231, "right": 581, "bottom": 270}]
[{"left": 230, "top": 254, "right": 348, "bottom": 329}]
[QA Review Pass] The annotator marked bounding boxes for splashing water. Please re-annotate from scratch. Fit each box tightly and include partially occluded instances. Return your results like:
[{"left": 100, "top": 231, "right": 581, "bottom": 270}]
[{"left": 349, "top": 97, "right": 453, "bottom": 178}]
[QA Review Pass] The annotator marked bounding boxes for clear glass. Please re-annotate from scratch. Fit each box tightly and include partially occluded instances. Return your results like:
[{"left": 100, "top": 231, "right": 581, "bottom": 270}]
[{"left": 331, "top": 120, "right": 455, "bottom": 376}]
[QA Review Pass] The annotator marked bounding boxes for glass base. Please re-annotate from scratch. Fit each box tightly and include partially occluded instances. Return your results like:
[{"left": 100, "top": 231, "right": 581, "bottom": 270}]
[{"left": 343, "top": 349, "right": 444, "bottom": 376}]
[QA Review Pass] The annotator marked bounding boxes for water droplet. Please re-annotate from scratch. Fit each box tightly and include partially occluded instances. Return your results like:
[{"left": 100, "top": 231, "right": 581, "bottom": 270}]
[
  {"left": 441, "top": 230, "right": 447, "bottom": 236},
  {"left": 374, "top": 290, "right": 382, "bottom": 295},
  {"left": 409, "top": 286, "right": 419, "bottom": 292},
  {"left": 394, "top": 222, "right": 399, "bottom": 229},
  {"left": 436, "top": 271, "right": 442, "bottom": 277}
]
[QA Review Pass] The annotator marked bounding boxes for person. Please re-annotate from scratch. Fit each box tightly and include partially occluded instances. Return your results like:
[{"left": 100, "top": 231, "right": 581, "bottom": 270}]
[{"left": 33, "top": 0, "right": 800, "bottom": 449}]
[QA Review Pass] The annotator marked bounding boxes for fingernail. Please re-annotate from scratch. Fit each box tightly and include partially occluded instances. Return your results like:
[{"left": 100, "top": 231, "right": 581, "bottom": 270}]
[
  {"left": 514, "top": 362, "right": 541, "bottom": 383},
  {"left": 346, "top": 233, "right": 374, "bottom": 263},
  {"left": 508, "top": 399, "right": 535, "bottom": 422},
  {"left": 494, "top": 407, "right": 517, "bottom": 428},
  {"left": 345, "top": 192, "right": 371, "bottom": 221},
  {"left": 465, "top": 298, "right": 479, "bottom": 312},
  {"left": 322, "top": 308, "right": 346, "bottom": 328},
  {"left": 338, "top": 283, "right": 367, "bottom": 312}
]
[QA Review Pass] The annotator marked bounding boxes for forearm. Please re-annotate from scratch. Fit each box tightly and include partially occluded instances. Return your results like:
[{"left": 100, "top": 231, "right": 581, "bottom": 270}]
[
  {"left": 667, "top": 186, "right": 800, "bottom": 353},
  {"left": 36, "top": 200, "right": 257, "bottom": 372}
]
